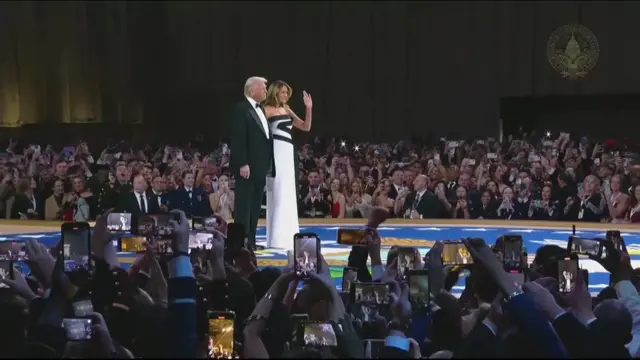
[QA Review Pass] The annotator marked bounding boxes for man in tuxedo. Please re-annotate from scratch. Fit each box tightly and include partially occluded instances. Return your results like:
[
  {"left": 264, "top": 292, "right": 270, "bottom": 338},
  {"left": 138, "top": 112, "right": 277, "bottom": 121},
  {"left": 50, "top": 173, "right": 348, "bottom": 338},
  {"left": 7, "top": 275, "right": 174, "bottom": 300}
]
[
  {"left": 146, "top": 175, "right": 169, "bottom": 212},
  {"left": 388, "top": 169, "right": 405, "bottom": 200},
  {"left": 298, "top": 170, "right": 331, "bottom": 218},
  {"left": 400, "top": 175, "right": 441, "bottom": 219},
  {"left": 231, "top": 76, "right": 274, "bottom": 249},
  {"left": 170, "top": 172, "right": 206, "bottom": 218},
  {"left": 117, "top": 174, "right": 157, "bottom": 215}
]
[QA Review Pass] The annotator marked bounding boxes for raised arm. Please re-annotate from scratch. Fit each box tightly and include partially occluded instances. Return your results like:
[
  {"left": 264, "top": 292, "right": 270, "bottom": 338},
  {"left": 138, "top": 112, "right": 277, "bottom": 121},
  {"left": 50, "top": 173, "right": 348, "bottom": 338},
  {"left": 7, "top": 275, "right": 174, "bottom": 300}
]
[{"left": 288, "top": 91, "right": 313, "bottom": 132}]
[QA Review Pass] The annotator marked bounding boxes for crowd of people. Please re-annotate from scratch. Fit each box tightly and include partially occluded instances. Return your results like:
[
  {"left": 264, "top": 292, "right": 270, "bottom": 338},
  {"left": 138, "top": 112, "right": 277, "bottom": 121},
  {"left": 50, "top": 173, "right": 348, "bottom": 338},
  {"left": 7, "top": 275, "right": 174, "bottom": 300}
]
[
  {"left": 1, "top": 133, "right": 640, "bottom": 358},
  {"left": 0, "top": 205, "right": 637, "bottom": 358},
  {"left": 1, "top": 132, "right": 639, "bottom": 224}
]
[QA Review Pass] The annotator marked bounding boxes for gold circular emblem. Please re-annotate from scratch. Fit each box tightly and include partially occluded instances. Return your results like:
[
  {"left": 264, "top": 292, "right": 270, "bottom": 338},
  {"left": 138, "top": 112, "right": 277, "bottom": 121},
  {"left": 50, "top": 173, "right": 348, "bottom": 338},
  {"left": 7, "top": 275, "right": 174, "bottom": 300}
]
[{"left": 547, "top": 24, "right": 599, "bottom": 80}]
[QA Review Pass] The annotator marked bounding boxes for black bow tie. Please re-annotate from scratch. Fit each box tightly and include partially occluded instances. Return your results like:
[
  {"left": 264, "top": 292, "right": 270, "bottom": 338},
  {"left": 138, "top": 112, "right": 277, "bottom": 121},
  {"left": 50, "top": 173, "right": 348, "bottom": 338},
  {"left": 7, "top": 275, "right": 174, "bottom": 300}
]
[{"left": 255, "top": 103, "right": 261, "bottom": 109}]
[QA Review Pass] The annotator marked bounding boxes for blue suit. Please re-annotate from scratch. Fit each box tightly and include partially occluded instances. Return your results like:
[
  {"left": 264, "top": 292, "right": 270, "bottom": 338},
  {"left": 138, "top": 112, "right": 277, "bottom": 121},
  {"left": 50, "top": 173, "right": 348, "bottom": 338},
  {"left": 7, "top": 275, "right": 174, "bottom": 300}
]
[{"left": 170, "top": 187, "right": 208, "bottom": 218}]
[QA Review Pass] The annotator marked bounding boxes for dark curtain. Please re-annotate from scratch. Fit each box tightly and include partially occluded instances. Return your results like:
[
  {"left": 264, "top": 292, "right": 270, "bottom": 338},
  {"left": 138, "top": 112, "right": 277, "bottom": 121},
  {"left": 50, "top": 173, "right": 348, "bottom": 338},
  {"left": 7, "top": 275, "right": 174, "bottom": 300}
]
[
  {"left": 1, "top": 1, "right": 640, "bottom": 141},
  {"left": 0, "top": 1, "right": 164, "bottom": 127}
]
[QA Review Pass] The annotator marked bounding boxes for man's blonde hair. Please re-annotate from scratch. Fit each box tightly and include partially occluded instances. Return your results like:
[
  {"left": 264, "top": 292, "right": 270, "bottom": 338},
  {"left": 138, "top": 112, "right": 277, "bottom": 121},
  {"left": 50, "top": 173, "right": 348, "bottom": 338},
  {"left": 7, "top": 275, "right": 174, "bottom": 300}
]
[{"left": 244, "top": 76, "right": 268, "bottom": 96}]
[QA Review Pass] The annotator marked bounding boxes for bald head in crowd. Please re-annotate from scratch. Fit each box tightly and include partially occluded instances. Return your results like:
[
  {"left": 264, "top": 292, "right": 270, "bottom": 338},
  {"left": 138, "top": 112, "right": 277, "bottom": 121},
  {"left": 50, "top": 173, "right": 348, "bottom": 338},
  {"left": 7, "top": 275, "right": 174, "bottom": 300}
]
[
  {"left": 133, "top": 174, "right": 148, "bottom": 194},
  {"left": 413, "top": 174, "right": 428, "bottom": 192}
]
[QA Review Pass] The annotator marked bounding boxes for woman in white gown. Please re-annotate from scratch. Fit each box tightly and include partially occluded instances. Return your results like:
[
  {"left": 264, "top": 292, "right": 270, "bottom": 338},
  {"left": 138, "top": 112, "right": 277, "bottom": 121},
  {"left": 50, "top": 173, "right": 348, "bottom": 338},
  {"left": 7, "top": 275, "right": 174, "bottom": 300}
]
[{"left": 263, "top": 81, "right": 313, "bottom": 249}]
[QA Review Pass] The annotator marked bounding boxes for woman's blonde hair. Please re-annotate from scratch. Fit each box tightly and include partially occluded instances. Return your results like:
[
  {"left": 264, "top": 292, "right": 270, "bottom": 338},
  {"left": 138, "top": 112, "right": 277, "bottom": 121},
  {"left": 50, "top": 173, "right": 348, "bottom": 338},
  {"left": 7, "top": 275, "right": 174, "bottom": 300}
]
[{"left": 263, "top": 80, "right": 292, "bottom": 107}]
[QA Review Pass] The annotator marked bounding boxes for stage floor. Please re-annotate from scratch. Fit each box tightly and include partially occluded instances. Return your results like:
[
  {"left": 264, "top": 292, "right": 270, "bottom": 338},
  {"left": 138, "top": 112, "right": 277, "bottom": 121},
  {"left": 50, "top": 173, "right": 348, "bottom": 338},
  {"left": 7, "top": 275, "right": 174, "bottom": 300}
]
[{"left": 2, "top": 220, "right": 640, "bottom": 295}]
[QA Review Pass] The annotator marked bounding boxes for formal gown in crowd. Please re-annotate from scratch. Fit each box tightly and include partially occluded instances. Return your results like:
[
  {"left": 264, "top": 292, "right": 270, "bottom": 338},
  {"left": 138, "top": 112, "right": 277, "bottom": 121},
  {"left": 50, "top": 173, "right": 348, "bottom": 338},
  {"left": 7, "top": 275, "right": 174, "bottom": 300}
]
[{"left": 266, "top": 114, "right": 299, "bottom": 249}]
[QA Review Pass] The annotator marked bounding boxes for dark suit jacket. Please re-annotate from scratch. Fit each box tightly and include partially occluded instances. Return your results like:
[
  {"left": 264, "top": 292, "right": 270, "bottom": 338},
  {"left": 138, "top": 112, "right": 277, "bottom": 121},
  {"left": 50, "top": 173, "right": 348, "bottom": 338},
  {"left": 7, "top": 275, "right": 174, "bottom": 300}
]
[
  {"left": 553, "top": 312, "right": 630, "bottom": 358},
  {"left": 507, "top": 294, "right": 567, "bottom": 357},
  {"left": 146, "top": 190, "right": 170, "bottom": 210},
  {"left": 169, "top": 187, "right": 207, "bottom": 218},
  {"left": 117, "top": 192, "right": 158, "bottom": 216},
  {"left": 10, "top": 193, "right": 44, "bottom": 220},
  {"left": 230, "top": 99, "right": 275, "bottom": 179},
  {"left": 471, "top": 203, "right": 497, "bottom": 219},
  {"left": 455, "top": 321, "right": 500, "bottom": 358},
  {"left": 401, "top": 190, "right": 442, "bottom": 219},
  {"left": 388, "top": 183, "right": 403, "bottom": 200},
  {"left": 298, "top": 186, "right": 331, "bottom": 218}
]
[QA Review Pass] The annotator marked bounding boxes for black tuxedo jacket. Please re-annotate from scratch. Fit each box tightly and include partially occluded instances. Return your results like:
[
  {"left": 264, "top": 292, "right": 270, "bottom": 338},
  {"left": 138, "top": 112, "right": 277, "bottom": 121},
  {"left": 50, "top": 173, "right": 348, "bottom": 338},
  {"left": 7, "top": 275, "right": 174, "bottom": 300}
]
[
  {"left": 10, "top": 193, "right": 45, "bottom": 220},
  {"left": 117, "top": 192, "right": 158, "bottom": 216},
  {"left": 230, "top": 99, "right": 275, "bottom": 179},
  {"left": 387, "top": 183, "right": 405, "bottom": 200},
  {"left": 146, "top": 190, "right": 170, "bottom": 210},
  {"left": 471, "top": 203, "right": 497, "bottom": 219},
  {"left": 401, "top": 190, "right": 442, "bottom": 219}
]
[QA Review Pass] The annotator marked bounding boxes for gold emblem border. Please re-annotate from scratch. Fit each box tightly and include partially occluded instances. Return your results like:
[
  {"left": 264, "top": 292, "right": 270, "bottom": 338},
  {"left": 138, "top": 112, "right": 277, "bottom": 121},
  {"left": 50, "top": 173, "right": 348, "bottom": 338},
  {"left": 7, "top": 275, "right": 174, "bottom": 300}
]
[{"left": 546, "top": 23, "right": 600, "bottom": 80}]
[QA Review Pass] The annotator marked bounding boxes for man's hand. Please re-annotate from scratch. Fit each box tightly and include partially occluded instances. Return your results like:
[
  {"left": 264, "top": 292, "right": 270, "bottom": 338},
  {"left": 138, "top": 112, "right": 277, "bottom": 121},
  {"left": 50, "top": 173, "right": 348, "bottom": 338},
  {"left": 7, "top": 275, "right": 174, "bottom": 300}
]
[
  {"left": 92, "top": 209, "right": 119, "bottom": 268},
  {"left": 26, "top": 239, "right": 56, "bottom": 289},
  {"left": 168, "top": 210, "right": 190, "bottom": 254},
  {"left": 1, "top": 265, "right": 38, "bottom": 301},
  {"left": 389, "top": 280, "right": 411, "bottom": 324},
  {"left": 240, "top": 165, "right": 250, "bottom": 179}
]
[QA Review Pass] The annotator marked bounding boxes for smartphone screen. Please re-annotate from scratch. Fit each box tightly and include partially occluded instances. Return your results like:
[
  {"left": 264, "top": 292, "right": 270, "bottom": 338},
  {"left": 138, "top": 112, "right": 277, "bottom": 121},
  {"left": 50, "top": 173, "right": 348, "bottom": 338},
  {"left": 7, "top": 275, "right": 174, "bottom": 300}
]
[
  {"left": 136, "top": 215, "right": 156, "bottom": 237},
  {"left": 337, "top": 229, "right": 367, "bottom": 246},
  {"left": 364, "top": 339, "right": 385, "bottom": 358},
  {"left": 72, "top": 299, "right": 94, "bottom": 317},
  {"left": 294, "top": 233, "right": 320, "bottom": 277},
  {"left": 155, "top": 239, "right": 173, "bottom": 255},
  {"left": 62, "top": 318, "right": 93, "bottom": 341},
  {"left": 62, "top": 223, "right": 91, "bottom": 272},
  {"left": 353, "top": 283, "right": 390, "bottom": 323},
  {"left": 408, "top": 270, "right": 430, "bottom": 308},
  {"left": 606, "top": 231, "right": 626, "bottom": 252},
  {"left": 300, "top": 321, "right": 337, "bottom": 347},
  {"left": 558, "top": 258, "right": 579, "bottom": 294},
  {"left": 192, "top": 217, "right": 205, "bottom": 231},
  {"left": 107, "top": 213, "right": 132, "bottom": 234},
  {"left": 442, "top": 241, "right": 473, "bottom": 265},
  {"left": 342, "top": 267, "right": 358, "bottom": 292},
  {"left": 226, "top": 223, "right": 245, "bottom": 250},
  {"left": 397, "top": 247, "right": 417, "bottom": 281},
  {"left": 0, "top": 261, "right": 11, "bottom": 288},
  {"left": 207, "top": 311, "right": 235, "bottom": 359},
  {"left": 190, "top": 232, "right": 214, "bottom": 250},
  {"left": 502, "top": 237, "right": 523, "bottom": 272},
  {"left": 0, "top": 241, "right": 28, "bottom": 261},
  {"left": 203, "top": 217, "right": 219, "bottom": 232},
  {"left": 119, "top": 236, "right": 147, "bottom": 253},
  {"left": 148, "top": 214, "right": 176, "bottom": 238},
  {"left": 568, "top": 236, "right": 601, "bottom": 257}
]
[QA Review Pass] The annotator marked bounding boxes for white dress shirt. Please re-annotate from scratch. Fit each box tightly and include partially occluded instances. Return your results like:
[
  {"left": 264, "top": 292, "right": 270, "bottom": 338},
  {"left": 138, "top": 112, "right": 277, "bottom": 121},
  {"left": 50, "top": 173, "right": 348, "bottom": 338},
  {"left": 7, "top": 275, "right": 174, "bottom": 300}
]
[
  {"left": 152, "top": 190, "right": 163, "bottom": 207},
  {"left": 246, "top": 96, "right": 270, "bottom": 139},
  {"left": 134, "top": 191, "right": 147, "bottom": 212},
  {"left": 184, "top": 187, "right": 193, "bottom": 199}
]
